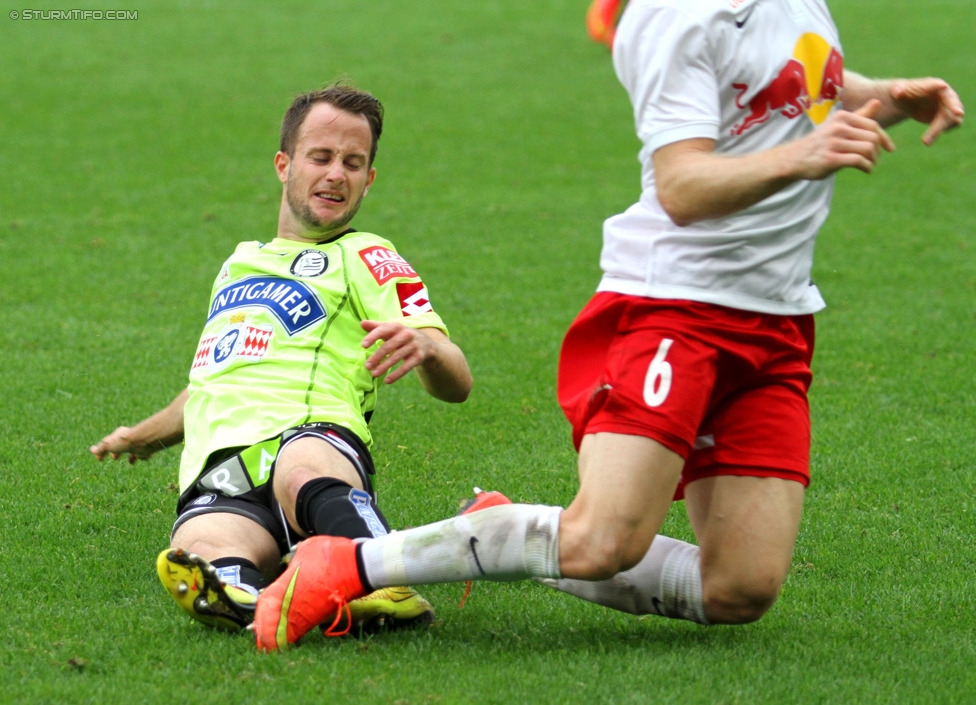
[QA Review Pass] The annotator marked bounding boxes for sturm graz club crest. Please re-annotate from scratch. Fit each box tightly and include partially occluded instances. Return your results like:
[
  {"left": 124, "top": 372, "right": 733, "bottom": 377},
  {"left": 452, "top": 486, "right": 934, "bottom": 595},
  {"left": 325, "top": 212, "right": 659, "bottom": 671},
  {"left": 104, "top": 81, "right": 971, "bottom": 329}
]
[
  {"left": 290, "top": 249, "right": 329, "bottom": 277},
  {"left": 213, "top": 327, "right": 242, "bottom": 365}
]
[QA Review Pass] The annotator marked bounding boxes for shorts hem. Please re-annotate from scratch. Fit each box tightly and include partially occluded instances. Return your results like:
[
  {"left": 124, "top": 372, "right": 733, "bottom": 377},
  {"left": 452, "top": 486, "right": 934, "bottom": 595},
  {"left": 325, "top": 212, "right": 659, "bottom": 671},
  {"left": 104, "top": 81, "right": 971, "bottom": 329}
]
[
  {"left": 685, "top": 466, "right": 810, "bottom": 488},
  {"left": 582, "top": 421, "right": 692, "bottom": 459}
]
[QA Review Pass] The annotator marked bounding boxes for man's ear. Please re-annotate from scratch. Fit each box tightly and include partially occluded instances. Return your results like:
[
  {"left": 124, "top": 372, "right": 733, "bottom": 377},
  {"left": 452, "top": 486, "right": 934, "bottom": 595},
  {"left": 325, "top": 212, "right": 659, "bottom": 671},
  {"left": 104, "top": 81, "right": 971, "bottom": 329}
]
[{"left": 274, "top": 151, "right": 290, "bottom": 184}]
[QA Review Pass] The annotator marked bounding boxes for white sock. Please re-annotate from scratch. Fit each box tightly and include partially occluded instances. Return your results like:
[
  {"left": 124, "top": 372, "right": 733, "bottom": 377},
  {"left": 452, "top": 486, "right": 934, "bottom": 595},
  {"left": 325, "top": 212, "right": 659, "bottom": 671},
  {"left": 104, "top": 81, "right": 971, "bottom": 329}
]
[
  {"left": 359, "top": 504, "right": 562, "bottom": 588},
  {"left": 537, "top": 535, "right": 709, "bottom": 624}
]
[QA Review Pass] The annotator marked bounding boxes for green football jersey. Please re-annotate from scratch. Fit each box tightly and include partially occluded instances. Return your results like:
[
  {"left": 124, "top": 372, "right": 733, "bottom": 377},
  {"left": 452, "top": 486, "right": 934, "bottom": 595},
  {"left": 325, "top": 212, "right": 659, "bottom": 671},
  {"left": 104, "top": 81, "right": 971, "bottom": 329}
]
[{"left": 178, "top": 231, "right": 448, "bottom": 492}]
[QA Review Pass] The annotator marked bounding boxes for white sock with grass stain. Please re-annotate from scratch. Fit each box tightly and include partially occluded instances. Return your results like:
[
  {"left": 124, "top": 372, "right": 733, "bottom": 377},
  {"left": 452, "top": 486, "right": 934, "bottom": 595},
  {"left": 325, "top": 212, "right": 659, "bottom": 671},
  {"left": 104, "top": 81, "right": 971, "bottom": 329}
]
[{"left": 359, "top": 504, "right": 563, "bottom": 588}]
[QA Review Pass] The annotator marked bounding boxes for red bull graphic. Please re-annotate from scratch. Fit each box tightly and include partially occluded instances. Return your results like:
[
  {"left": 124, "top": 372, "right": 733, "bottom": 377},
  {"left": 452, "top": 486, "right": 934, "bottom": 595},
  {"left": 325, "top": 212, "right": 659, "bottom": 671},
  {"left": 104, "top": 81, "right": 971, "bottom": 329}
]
[
  {"left": 732, "top": 33, "right": 843, "bottom": 136},
  {"left": 819, "top": 45, "right": 844, "bottom": 102}
]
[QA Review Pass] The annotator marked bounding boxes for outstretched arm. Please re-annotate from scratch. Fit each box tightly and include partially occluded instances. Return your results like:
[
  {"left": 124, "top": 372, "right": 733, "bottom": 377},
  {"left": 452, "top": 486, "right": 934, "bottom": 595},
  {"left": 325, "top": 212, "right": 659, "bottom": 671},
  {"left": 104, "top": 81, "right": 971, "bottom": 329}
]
[
  {"left": 360, "top": 321, "right": 472, "bottom": 403},
  {"left": 842, "top": 70, "right": 965, "bottom": 145},
  {"left": 90, "top": 388, "right": 188, "bottom": 463}
]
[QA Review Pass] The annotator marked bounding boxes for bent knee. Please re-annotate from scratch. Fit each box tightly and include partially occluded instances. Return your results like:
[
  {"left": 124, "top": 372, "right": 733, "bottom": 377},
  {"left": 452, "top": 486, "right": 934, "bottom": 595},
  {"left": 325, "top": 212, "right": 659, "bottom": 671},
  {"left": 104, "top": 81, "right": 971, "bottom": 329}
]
[
  {"left": 558, "top": 522, "right": 649, "bottom": 580},
  {"left": 171, "top": 513, "right": 280, "bottom": 574},
  {"left": 703, "top": 575, "right": 783, "bottom": 624},
  {"left": 177, "top": 539, "right": 217, "bottom": 561}
]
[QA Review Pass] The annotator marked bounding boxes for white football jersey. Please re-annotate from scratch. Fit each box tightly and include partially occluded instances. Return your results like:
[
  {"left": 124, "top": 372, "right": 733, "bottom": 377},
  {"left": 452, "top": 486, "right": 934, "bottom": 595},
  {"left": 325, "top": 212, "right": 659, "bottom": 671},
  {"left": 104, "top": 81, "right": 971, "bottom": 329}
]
[{"left": 599, "top": 0, "right": 843, "bottom": 314}]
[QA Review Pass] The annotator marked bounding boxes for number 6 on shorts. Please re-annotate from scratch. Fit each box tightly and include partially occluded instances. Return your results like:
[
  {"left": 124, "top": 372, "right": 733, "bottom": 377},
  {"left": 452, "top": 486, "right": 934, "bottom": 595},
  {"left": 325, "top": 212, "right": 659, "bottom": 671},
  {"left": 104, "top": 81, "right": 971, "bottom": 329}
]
[{"left": 643, "top": 338, "right": 674, "bottom": 408}]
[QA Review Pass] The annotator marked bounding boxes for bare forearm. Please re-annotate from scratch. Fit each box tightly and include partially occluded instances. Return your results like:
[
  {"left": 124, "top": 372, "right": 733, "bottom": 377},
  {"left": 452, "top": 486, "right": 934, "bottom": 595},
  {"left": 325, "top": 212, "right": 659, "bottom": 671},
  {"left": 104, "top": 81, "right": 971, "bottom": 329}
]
[
  {"left": 654, "top": 140, "right": 799, "bottom": 225},
  {"left": 655, "top": 103, "right": 894, "bottom": 226},
  {"left": 842, "top": 71, "right": 904, "bottom": 127},
  {"left": 130, "top": 390, "right": 187, "bottom": 450},
  {"left": 91, "top": 388, "right": 187, "bottom": 462},
  {"left": 361, "top": 321, "right": 472, "bottom": 403},
  {"left": 416, "top": 339, "right": 472, "bottom": 403}
]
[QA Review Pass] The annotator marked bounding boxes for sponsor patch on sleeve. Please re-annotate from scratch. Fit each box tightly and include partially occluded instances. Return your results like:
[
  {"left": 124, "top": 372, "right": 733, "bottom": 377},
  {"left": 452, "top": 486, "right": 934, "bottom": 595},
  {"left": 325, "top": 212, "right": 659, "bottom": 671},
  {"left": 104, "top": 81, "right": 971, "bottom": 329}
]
[
  {"left": 359, "top": 245, "right": 418, "bottom": 285},
  {"left": 397, "top": 281, "right": 432, "bottom": 317}
]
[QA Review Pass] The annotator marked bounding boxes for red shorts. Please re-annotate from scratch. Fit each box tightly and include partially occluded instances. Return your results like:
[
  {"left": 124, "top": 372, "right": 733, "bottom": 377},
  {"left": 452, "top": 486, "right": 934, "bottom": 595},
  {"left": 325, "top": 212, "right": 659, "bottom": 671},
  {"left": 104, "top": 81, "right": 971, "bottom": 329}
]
[{"left": 557, "top": 293, "right": 815, "bottom": 498}]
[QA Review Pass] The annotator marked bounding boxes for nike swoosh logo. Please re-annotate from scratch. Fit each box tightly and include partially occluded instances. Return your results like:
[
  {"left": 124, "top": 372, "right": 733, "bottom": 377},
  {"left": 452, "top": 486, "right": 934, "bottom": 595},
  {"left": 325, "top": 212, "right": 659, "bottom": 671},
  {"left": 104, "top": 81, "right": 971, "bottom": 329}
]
[
  {"left": 469, "top": 536, "right": 487, "bottom": 575},
  {"left": 735, "top": 10, "right": 753, "bottom": 28}
]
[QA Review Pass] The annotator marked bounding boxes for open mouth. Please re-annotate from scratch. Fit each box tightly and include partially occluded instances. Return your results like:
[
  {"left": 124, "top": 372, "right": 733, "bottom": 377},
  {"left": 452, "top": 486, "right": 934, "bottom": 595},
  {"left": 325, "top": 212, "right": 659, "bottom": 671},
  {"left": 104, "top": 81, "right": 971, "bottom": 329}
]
[{"left": 315, "top": 191, "right": 345, "bottom": 204}]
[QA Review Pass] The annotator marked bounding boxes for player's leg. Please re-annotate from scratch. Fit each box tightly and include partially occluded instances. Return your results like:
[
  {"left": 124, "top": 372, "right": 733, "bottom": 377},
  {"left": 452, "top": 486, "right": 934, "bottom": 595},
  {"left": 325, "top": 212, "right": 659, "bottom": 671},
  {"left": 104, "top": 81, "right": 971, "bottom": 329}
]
[
  {"left": 685, "top": 474, "right": 804, "bottom": 624},
  {"left": 534, "top": 294, "right": 717, "bottom": 622},
  {"left": 171, "top": 510, "right": 281, "bottom": 575},
  {"left": 253, "top": 432, "right": 683, "bottom": 649},
  {"left": 533, "top": 478, "right": 801, "bottom": 626},
  {"left": 533, "top": 304, "right": 814, "bottom": 625},
  {"left": 533, "top": 479, "right": 800, "bottom": 627},
  {"left": 272, "top": 425, "right": 434, "bottom": 632},
  {"left": 681, "top": 313, "right": 813, "bottom": 624},
  {"left": 557, "top": 431, "right": 683, "bottom": 579},
  {"left": 273, "top": 431, "right": 375, "bottom": 537},
  {"left": 353, "top": 431, "right": 683, "bottom": 590},
  {"left": 160, "top": 511, "right": 280, "bottom": 631},
  {"left": 255, "top": 502, "right": 564, "bottom": 649},
  {"left": 535, "top": 432, "right": 710, "bottom": 623}
]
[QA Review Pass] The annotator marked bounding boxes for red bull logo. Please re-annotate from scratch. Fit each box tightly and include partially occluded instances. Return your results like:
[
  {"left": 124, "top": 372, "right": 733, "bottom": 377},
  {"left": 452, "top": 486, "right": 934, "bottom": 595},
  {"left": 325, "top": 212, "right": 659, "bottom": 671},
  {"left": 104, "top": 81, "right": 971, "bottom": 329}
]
[{"left": 732, "top": 33, "right": 843, "bottom": 136}]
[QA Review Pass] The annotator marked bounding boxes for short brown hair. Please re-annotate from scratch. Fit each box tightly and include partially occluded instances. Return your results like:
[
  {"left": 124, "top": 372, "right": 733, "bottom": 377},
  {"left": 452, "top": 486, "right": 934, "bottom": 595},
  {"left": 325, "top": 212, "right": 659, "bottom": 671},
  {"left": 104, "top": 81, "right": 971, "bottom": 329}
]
[{"left": 279, "top": 83, "right": 384, "bottom": 164}]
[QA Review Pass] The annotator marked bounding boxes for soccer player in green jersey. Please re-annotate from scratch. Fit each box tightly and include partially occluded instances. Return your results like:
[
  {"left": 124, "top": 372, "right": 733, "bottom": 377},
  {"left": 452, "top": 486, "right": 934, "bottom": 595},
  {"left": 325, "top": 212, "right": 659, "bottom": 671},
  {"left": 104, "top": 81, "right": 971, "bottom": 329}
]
[{"left": 90, "top": 84, "right": 473, "bottom": 636}]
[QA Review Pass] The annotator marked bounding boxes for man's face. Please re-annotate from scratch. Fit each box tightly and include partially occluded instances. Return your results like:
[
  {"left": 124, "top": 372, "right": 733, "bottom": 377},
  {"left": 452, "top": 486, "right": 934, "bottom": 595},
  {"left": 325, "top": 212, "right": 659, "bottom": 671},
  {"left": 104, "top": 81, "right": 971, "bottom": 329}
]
[{"left": 275, "top": 102, "right": 376, "bottom": 241}]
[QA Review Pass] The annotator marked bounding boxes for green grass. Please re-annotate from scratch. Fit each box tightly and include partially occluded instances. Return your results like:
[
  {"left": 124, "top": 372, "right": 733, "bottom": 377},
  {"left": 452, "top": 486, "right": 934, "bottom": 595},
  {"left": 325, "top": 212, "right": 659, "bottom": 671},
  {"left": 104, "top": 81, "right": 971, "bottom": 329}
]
[{"left": 1, "top": 1, "right": 974, "bottom": 703}]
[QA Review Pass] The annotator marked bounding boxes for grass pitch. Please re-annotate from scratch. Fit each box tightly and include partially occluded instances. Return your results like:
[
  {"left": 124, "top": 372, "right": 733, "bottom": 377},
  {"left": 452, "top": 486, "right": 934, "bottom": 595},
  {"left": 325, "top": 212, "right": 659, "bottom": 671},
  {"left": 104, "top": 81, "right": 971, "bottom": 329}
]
[{"left": 1, "top": 1, "right": 973, "bottom": 703}]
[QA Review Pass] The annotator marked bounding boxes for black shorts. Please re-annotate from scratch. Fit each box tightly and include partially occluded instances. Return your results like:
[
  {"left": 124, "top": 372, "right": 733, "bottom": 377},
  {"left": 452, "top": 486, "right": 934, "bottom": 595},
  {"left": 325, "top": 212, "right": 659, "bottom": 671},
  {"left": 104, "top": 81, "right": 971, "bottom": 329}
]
[{"left": 172, "top": 422, "right": 376, "bottom": 554}]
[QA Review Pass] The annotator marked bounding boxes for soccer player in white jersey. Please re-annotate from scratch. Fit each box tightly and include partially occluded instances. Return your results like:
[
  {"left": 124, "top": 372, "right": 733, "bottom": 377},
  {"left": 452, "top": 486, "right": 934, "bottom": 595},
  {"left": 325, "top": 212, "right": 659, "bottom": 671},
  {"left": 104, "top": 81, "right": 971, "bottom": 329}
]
[
  {"left": 91, "top": 84, "right": 473, "bottom": 634},
  {"left": 252, "top": 0, "right": 964, "bottom": 651}
]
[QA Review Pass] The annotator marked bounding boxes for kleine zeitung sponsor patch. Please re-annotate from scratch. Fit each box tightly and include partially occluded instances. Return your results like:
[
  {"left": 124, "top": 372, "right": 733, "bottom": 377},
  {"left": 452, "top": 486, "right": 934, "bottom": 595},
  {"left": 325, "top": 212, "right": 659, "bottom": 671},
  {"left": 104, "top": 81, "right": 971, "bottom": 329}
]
[{"left": 359, "top": 246, "right": 418, "bottom": 285}]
